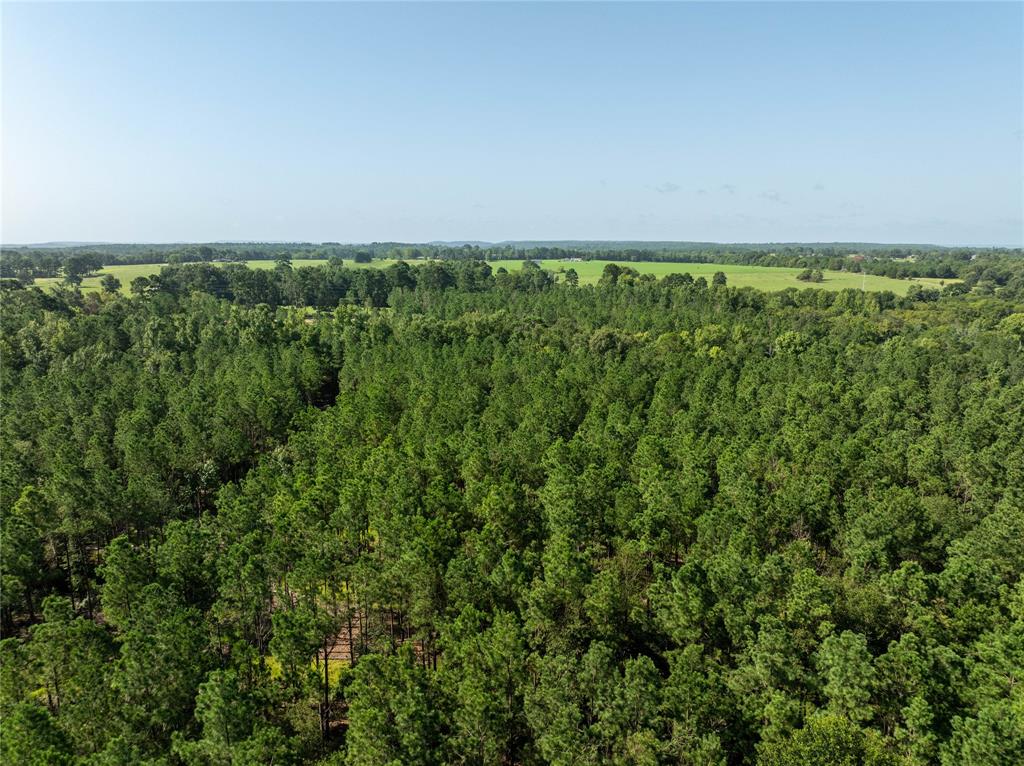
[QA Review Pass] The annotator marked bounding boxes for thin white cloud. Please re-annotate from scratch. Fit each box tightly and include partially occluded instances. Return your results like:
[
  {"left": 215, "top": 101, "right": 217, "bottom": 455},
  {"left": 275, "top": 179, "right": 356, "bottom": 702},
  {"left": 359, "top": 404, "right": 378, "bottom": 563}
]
[{"left": 760, "top": 190, "right": 787, "bottom": 204}]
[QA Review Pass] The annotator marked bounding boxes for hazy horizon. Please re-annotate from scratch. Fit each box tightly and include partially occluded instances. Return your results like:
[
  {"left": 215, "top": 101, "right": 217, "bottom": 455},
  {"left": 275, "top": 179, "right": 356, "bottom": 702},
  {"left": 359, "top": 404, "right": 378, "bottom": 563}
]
[
  {"left": 3, "top": 2, "right": 1022, "bottom": 246},
  {"left": 3, "top": 238, "right": 1017, "bottom": 250}
]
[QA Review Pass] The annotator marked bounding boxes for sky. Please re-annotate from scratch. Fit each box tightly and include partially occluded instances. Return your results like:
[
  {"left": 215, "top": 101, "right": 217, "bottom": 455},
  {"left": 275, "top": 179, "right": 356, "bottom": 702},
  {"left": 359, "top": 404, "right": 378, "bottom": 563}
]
[{"left": 2, "top": 1, "right": 1022, "bottom": 246}]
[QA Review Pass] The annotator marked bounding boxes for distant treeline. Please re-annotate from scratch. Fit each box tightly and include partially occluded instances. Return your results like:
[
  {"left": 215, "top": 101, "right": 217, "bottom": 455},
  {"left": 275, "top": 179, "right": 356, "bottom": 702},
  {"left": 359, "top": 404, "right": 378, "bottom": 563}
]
[
  {"left": 7, "top": 258, "right": 1019, "bottom": 309},
  {"left": 0, "top": 243, "right": 380, "bottom": 280},
  {"left": 396, "top": 244, "right": 1023, "bottom": 282},
  {"left": 3, "top": 241, "right": 1022, "bottom": 290}
]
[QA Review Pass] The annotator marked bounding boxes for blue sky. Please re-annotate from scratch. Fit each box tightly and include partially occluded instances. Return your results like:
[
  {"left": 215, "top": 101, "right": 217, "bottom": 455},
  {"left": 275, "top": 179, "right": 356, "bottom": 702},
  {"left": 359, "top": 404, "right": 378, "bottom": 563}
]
[{"left": 2, "top": 2, "right": 1021, "bottom": 245}]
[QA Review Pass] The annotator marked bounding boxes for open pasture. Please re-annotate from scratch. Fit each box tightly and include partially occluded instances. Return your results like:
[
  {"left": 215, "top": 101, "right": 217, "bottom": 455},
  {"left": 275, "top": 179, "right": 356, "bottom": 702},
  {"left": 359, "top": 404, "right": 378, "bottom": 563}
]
[
  {"left": 495, "top": 259, "right": 953, "bottom": 294},
  {"left": 31, "top": 258, "right": 951, "bottom": 296}
]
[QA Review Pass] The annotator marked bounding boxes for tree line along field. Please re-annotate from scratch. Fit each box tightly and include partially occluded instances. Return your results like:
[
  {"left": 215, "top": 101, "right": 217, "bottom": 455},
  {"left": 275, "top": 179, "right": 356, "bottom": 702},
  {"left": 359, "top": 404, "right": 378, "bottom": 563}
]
[
  {"left": 30, "top": 258, "right": 954, "bottom": 295},
  {"left": 499, "top": 260, "right": 954, "bottom": 293}
]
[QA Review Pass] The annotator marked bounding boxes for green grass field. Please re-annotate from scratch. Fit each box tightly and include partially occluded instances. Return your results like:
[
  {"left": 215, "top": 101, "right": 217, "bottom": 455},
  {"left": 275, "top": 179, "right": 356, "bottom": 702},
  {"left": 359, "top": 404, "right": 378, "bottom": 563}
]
[
  {"left": 32, "top": 258, "right": 953, "bottom": 296},
  {"left": 491, "top": 259, "right": 955, "bottom": 294}
]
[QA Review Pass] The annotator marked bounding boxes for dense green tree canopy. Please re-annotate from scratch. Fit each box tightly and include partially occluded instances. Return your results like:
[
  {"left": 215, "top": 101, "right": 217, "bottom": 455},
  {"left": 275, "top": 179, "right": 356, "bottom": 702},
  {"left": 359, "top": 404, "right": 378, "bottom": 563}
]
[{"left": 1, "top": 259, "right": 1023, "bottom": 764}]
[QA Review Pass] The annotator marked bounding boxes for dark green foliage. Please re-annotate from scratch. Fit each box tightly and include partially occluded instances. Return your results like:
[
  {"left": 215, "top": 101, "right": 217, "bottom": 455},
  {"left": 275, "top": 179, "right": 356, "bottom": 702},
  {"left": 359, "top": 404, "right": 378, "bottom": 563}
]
[
  {"left": 345, "top": 646, "right": 443, "bottom": 766},
  {"left": 2, "top": 266, "right": 1023, "bottom": 763},
  {"left": 0, "top": 702, "right": 75, "bottom": 765},
  {"left": 100, "top": 274, "right": 121, "bottom": 293}
]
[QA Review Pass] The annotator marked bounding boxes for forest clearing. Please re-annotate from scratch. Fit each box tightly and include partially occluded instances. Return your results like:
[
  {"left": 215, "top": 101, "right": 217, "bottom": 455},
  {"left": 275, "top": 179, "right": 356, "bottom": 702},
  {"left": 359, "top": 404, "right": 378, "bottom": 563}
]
[{"left": 30, "top": 257, "right": 953, "bottom": 296}]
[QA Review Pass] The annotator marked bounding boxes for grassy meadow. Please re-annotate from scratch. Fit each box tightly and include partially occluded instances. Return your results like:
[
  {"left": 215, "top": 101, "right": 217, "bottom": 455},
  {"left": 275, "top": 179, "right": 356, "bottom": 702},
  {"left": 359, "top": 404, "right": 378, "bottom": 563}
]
[
  {"left": 32, "top": 258, "right": 953, "bottom": 296},
  {"left": 492, "top": 259, "right": 953, "bottom": 293}
]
